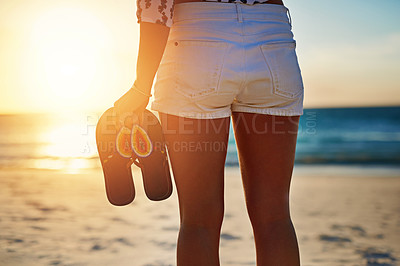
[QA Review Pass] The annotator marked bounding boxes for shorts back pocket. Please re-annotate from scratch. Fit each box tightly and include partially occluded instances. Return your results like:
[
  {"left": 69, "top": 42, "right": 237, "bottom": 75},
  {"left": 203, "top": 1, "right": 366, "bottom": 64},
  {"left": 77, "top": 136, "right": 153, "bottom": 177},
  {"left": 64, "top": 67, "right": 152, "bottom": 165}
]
[
  {"left": 172, "top": 40, "right": 229, "bottom": 99},
  {"left": 260, "top": 41, "right": 304, "bottom": 99}
]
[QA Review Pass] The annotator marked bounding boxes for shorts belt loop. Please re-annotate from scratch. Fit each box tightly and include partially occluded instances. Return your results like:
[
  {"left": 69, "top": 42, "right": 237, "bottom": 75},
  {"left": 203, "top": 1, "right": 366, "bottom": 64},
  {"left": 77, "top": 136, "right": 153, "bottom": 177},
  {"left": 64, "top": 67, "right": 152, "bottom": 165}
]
[
  {"left": 286, "top": 7, "right": 292, "bottom": 29},
  {"left": 236, "top": 4, "right": 243, "bottom": 23}
]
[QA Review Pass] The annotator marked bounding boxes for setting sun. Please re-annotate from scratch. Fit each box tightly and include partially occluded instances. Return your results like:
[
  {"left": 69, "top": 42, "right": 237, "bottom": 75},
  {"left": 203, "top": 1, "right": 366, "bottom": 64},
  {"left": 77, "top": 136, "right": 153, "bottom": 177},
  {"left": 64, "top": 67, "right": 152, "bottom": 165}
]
[
  {"left": 0, "top": 0, "right": 139, "bottom": 113},
  {"left": 29, "top": 6, "right": 108, "bottom": 106}
]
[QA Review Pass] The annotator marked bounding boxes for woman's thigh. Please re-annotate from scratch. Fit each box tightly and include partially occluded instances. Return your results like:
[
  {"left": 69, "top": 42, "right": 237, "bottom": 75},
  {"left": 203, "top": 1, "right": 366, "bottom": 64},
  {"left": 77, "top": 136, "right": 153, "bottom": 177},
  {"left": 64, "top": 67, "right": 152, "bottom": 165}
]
[
  {"left": 232, "top": 112, "right": 300, "bottom": 225},
  {"left": 159, "top": 113, "right": 230, "bottom": 226}
]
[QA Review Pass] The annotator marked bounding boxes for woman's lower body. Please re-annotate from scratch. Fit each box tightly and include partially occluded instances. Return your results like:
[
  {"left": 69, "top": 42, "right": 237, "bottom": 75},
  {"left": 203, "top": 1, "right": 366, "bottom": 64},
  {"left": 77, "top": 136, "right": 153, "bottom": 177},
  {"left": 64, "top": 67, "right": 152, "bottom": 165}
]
[{"left": 152, "top": 2, "right": 304, "bottom": 265}]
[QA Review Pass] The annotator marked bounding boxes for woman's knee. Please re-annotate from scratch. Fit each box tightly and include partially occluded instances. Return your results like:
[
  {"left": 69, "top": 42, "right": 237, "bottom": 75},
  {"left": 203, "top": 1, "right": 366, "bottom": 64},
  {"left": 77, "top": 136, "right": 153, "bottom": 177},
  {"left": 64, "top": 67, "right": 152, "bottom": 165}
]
[
  {"left": 251, "top": 214, "right": 294, "bottom": 238},
  {"left": 180, "top": 200, "right": 224, "bottom": 230},
  {"left": 246, "top": 197, "right": 290, "bottom": 227}
]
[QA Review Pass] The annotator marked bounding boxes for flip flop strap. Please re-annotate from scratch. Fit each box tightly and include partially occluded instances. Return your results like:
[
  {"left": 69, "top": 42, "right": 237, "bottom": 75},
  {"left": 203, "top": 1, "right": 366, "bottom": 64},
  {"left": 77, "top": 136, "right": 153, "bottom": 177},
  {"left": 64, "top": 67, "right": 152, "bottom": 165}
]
[{"left": 132, "top": 158, "right": 143, "bottom": 169}]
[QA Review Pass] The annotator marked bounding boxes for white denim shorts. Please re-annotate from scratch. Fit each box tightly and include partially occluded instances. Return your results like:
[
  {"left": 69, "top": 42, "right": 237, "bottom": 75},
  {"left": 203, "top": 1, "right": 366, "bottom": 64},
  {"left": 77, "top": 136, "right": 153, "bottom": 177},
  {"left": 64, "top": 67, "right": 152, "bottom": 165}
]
[{"left": 151, "top": 2, "right": 304, "bottom": 119}]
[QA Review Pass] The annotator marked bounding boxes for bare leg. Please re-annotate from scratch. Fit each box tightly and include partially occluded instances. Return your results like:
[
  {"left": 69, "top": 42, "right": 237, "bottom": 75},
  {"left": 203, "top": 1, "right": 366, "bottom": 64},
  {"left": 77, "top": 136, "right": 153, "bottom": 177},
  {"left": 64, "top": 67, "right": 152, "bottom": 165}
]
[
  {"left": 159, "top": 113, "right": 230, "bottom": 266},
  {"left": 232, "top": 112, "right": 300, "bottom": 266}
]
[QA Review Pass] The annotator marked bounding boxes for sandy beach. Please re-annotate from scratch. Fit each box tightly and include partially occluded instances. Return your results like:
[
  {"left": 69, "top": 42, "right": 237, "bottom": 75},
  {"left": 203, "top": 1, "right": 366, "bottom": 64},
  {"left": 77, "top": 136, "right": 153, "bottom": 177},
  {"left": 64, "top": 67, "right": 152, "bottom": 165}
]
[{"left": 0, "top": 166, "right": 399, "bottom": 266}]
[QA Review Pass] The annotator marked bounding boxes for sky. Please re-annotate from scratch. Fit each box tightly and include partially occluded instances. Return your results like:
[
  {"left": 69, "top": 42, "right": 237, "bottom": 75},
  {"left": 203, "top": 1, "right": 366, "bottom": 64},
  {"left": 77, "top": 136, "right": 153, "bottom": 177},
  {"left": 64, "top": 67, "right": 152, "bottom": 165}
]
[{"left": 0, "top": 0, "right": 399, "bottom": 114}]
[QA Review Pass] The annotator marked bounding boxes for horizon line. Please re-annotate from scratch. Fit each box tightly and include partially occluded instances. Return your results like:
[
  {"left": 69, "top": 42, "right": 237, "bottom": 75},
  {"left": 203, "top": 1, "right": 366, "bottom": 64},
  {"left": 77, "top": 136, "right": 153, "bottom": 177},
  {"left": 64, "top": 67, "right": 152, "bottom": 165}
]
[{"left": 0, "top": 104, "right": 399, "bottom": 116}]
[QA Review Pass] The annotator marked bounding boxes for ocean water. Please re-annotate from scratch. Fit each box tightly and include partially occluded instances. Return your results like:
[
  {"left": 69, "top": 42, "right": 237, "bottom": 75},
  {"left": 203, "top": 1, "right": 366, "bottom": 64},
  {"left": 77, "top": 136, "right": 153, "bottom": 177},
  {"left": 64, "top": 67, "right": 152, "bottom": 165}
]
[
  {"left": 227, "top": 106, "right": 400, "bottom": 166},
  {"left": 0, "top": 106, "right": 399, "bottom": 171}
]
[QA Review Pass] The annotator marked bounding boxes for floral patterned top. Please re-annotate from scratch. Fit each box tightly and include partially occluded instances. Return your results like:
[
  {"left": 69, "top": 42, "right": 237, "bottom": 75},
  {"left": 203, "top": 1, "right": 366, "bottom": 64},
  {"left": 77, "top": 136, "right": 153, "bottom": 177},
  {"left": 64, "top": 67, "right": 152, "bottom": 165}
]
[
  {"left": 136, "top": 0, "right": 174, "bottom": 27},
  {"left": 136, "top": 0, "right": 270, "bottom": 28}
]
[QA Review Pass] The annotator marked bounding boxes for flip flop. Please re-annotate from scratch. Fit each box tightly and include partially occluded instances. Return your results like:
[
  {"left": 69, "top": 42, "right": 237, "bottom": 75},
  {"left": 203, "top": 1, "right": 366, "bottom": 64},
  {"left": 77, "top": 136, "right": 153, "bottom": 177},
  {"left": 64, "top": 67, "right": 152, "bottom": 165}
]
[
  {"left": 133, "top": 110, "right": 173, "bottom": 201},
  {"left": 96, "top": 108, "right": 135, "bottom": 206},
  {"left": 96, "top": 108, "right": 172, "bottom": 206}
]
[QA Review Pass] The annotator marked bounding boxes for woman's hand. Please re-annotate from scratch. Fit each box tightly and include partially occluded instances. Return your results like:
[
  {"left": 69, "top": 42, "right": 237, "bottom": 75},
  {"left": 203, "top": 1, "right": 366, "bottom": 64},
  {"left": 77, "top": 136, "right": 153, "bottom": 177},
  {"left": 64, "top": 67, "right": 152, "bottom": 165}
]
[{"left": 114, "top": 84, "right": 150, "bottom": 128}]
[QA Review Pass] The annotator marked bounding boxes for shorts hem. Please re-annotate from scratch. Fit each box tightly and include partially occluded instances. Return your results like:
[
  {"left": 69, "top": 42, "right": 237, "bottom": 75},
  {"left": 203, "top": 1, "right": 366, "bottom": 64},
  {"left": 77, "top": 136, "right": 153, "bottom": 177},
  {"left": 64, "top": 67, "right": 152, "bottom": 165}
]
[
  {"left": 232, "top": 106, "right": 303, "bottom": 116},
  {"left": 151, "top": 102, "right": 232, "bottom": 119}
]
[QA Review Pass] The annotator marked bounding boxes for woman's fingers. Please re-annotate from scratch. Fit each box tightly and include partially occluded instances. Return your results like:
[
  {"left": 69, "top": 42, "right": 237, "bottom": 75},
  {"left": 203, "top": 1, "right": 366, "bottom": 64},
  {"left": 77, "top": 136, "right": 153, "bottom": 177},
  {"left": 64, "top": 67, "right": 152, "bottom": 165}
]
[{"left": 114, "top": 87, "right": 150, "bottom": 129}]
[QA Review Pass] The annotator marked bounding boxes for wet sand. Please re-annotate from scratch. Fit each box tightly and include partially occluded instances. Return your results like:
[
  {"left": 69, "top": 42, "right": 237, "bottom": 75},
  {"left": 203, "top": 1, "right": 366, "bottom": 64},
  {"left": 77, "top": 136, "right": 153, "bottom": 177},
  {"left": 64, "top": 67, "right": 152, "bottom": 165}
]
[{"left": 0, "top": 166, "right": 399, "bottom": 265}]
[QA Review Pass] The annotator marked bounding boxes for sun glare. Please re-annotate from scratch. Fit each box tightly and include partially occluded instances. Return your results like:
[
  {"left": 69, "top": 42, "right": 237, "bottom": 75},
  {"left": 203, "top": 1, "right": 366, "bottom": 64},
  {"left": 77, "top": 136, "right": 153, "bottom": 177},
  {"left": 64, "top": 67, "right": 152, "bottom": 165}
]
[
  {"left": 42, "top": 40, "right": 96, "bottom": 100},
  {"left": 29, "top": 6, "right": 111, "bottom": 110},
  {"left": 35, "top": 113, "right": 99, "bottom": 172}
]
